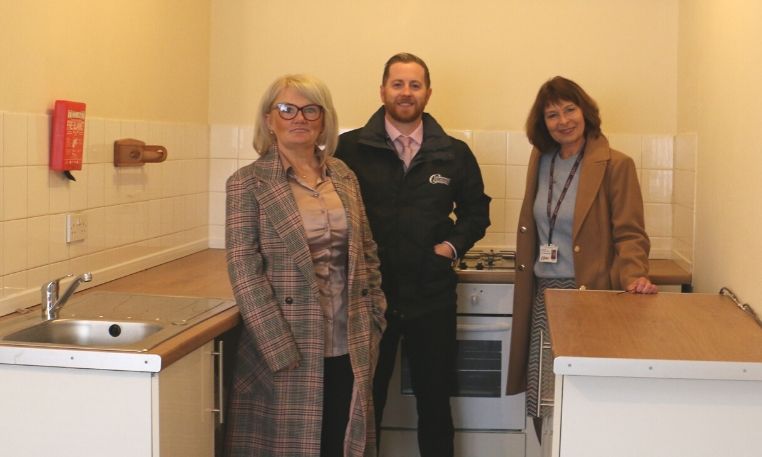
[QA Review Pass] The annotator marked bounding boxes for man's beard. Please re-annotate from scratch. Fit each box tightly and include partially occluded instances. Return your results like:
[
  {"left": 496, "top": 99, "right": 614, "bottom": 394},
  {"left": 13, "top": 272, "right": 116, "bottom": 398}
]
[{"left": 384, "top": 98, "right": 425, "bottom": 124}]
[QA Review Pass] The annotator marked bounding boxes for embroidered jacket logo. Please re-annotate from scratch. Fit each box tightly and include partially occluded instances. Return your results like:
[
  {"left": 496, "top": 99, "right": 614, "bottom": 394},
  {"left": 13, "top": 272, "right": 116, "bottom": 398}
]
[{"left": 429, "top": 174, "right": 451, "bottom": 185}]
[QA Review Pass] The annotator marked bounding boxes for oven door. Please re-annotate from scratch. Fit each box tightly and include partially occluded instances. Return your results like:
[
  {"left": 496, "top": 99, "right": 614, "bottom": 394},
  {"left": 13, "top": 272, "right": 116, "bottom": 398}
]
[{"left": 381, "top": 315, "right": 525, "bottom": 431}]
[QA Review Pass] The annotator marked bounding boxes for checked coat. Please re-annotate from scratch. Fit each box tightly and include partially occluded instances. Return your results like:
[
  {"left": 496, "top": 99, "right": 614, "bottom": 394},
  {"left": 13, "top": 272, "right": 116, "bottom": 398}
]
[{"left": 224, "top": 148, "right": 387, "bottom": 457}]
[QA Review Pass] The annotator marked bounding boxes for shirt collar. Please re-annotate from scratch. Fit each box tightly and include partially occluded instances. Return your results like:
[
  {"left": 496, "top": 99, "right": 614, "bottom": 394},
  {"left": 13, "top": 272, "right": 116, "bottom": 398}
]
[
  {"left": 278, "top": 149, "right": 329, "bottom": 180},
  {"left": 384, "top": 117, "right": 424, "bottom": 146}
]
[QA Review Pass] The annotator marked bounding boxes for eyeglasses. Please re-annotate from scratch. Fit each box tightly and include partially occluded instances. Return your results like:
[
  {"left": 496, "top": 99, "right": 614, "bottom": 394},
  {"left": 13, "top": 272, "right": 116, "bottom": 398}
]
[{"left": 272, "top": 103, "right": 324, "bottom": 121}]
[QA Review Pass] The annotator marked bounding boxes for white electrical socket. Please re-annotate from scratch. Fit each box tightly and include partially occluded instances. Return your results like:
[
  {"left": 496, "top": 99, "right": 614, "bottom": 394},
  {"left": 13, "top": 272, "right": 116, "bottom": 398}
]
[{"left": 66, "top": 213, "right": 88, "bottom": 243}]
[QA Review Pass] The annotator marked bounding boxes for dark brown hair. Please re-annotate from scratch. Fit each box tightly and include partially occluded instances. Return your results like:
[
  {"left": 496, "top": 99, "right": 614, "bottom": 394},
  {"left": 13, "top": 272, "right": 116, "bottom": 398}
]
[
  {"left": 382, "top": 52, "right": 431, "bottom": 88},
  {"left": 525, "top": 76, "right": 602, "bottom": 152}
]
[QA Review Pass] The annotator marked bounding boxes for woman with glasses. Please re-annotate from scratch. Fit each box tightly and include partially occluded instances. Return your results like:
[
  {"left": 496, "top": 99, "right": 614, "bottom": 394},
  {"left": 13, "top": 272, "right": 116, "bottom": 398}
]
[
  {"left": 507, "top": 76, "right": 658, "bottom": 450},
  {"left": 225, "top": 74, "right": 387, "bottom": 457}
]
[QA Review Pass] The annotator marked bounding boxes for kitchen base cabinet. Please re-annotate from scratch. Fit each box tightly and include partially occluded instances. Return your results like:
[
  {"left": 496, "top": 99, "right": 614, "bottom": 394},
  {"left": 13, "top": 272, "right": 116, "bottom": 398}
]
[
  {"left": 0, "top": 341, "right": 215, "bottom": 457},
  {"left": 380, "top": 429, "right": 526, "bottom": 457},
  {"left": 552, "top": 374, "right": 762, "bottom": 457},
  {"left": 156, "top": 340, "right": 215, "bottom": 457},
  {"left": 545, "top": 290, "right": 762, "bottom": 457}
]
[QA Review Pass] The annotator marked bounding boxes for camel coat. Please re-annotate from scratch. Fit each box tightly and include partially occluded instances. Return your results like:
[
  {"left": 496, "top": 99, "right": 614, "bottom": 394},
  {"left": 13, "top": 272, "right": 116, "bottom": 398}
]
[
  {"left": 506, "top": 135, "right": 650, "bottom": 394},
  {"left": 225, "top": 149, "right": 387, "bottom": 456}
]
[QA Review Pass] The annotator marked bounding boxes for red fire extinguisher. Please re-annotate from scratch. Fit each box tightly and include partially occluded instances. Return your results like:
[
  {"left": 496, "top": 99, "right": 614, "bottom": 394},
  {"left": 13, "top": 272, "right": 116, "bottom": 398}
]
[{"left": 50, "top": 100, "right": 86, "bottom": 181}]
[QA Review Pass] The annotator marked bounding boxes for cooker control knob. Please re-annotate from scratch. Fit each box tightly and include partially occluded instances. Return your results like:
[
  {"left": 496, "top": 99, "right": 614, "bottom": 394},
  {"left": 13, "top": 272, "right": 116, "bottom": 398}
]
[
  {"left": 475, "top": 262, "right": 484, "bottom": 270},
  {"left": 458, "top": 260, "right": 468, "bottom": 270}
]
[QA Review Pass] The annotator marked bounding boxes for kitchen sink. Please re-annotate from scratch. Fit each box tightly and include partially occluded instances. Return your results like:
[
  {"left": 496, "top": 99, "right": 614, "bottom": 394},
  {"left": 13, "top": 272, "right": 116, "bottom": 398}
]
[
  {"left": 3, "top": 319, "right": 164, "bottom": 347},
  {"left": 0, "top": 291, "right": 235, "bottom": 352}
]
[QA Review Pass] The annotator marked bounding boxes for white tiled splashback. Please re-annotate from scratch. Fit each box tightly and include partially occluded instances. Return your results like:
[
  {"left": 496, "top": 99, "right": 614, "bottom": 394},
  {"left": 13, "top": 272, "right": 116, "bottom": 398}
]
[
  {"left": 208, "top": 125, "right": 697, "bottom": 272},
  {"left": 0, "top": 111, "right": 210, "bottom": 316},
  {"left": 0, "top": 109, "right": 696, "bottom": 316}
]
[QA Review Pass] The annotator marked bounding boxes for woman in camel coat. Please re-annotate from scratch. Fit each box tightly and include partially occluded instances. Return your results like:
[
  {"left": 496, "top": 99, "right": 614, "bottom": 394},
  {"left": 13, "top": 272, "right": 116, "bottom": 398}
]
[{"left": 506, "top": 76, "right": 657, "bottom": 446}]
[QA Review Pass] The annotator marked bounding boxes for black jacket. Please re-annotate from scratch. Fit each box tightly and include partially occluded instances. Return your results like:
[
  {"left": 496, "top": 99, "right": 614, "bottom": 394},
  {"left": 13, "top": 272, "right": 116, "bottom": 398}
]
[{"left": 335, "top": 107, "right": 491, "bottom": 319}]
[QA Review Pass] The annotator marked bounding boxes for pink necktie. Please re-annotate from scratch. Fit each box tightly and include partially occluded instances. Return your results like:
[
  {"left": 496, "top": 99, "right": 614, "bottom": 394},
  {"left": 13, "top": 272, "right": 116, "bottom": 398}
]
[{"left": 397, "top": 135, "right": 414, "bottom": 169}]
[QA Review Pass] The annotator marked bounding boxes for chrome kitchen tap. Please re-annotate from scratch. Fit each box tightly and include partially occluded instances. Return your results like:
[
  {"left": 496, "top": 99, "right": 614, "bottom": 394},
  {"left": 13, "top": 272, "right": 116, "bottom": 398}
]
[{"left": 41, "top": 272, "right": 93, "bottom": 321}]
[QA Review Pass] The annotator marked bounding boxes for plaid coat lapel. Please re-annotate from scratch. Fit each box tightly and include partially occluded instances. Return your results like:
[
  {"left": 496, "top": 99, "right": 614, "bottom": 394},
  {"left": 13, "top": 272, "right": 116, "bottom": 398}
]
[{"left": 253, "top": 150, "right": 319, "bottom": 296}]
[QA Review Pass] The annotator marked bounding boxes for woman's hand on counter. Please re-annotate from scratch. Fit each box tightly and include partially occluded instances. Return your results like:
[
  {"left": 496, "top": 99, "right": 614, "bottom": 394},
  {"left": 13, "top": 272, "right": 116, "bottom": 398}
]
[{"left": 626, "top": 276, "right": 659, "bottom": 294}]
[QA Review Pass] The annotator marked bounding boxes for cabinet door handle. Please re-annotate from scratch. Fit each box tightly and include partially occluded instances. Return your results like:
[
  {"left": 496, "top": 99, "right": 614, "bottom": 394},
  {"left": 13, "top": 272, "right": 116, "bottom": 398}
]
[
  {"left": 211, "top": 340, "right": 224, "bottom": 424},
  {"left": 536, "top": 330, "right": 555, "bottom": 415}
]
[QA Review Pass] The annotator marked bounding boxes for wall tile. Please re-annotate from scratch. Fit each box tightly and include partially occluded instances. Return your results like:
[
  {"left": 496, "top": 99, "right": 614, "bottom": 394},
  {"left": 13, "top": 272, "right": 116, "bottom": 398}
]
[
  {"left": 49, "top": 171, "right": 71, "bottom": 213},
  {"left": 27, "top": 215, "right": 50, "bottom": 268},
  {"left": 3, "top": 113, "right": 27, "bottom": 167},
  {"left": 210, "top": 125, "right": 239, "bottom": 159},
  {"left": 504, "top": 198, "right": 522, "bottom": 236},
  {"left": 27, "top": 265, "right": 51, "bottom": 293},
  {"left": 85, "top": 117, "right": 107, "bottom": 164},
  {"left": 27, "top": 166, "right": 50, "bottom": 217},
  {"left": 87, "top": 207, "right": 106, "bottom": 253},
  {"left": 0, "top": 112, "right": 4, "bottom": 167},
  {"left": 70, "top": 166, "right": 89, "bottom": 211},
  {"left": 487, "top": 198, "right": 506, "bottom": 233},
  {"left": 674, "top": 133, "right": 697, "bottom": 171},
  {"left": 3, "top": 167, "right": 28, "bottom": 220},
  {"left": 238, "top": 126, "right": 257, "bottom": 159},
  {"left": 447, "top": 129, "right": 473, "bottom": 150},
  {"left": 641, "top": 169, "right": 673, "bottom": 204},
  {"left": 480, "top": 164, "right": 507, "bottom": 200},
  {"left": 477, "top": 232, "right": 509, "bottom": 247},
  {"left": 86, "top": 163, "right": 105, "bottom": 208},
  {"left": 209, "top": 191, "right": 226, "bottom": 226},
  {"left": 148, "top": 199, "right": 162, "bottom": 239},
  {"left": 508, "top": 131, "right": 532, "bottom": 166},
  {"left": 644, "top": 203, "right": 672, "bottom": 237},
  {"left": 210, "top": 158, "right": 239, "bottom": 193},
  {"left": 27, "top": 113, "right": 50, "bottom": 166},
  {"left": 4, "top": 219, "right": 28, "bottom": 273},
  {"left": 48, "top": 213, "right": 69, "bottom": 263},
  {"left": 674, "top": 169, "right": 695, "bottom": 208},
  {"left": 120, "top": 120, "right": 137, "bottom": 140},
  {"left": 506, "top": 165, "right": 527, "bottom": 200},
  {"left": 3, "top": 270, "right": 27, "bottom": 294},
  {"left": 472, "top": 130, "right": 506, "bottom": 165},
  {"left": 642, "top": 135, "right": 674, "bottom": 169}
]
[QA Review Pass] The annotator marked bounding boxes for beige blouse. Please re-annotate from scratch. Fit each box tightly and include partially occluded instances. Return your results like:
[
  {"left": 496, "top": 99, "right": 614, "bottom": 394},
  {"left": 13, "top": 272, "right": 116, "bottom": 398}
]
[{"left": 282, "top": 157, "right": 349, "bottom": 357}]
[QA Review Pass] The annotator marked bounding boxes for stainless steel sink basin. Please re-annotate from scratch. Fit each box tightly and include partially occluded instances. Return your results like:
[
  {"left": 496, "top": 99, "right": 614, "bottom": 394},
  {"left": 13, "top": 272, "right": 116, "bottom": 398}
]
[
  {"left": 3, "top": 319, "right": 164, "bottom": 347},
  {"left": 0, "top": 291, "right": 236, "bottom": 353}
]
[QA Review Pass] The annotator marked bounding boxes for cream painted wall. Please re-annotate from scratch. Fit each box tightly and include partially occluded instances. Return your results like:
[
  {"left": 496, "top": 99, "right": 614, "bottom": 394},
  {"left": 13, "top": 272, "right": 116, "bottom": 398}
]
[
  {"left": 678, "top": 1, "right": 762, "bottom": 306},
  {"left": 209, "top": 0, "right": 678, "bottom": 133},
  {"left": 0, "top": 0, "right": 210, "bottom": 122},
  {"left": 0, "top": 1, "right": 211, "bottom": 315}
]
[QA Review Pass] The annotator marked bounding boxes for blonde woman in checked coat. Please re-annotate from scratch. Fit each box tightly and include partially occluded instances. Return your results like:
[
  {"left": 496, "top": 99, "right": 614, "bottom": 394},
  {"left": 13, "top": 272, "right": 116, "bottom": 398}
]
[{"left": 225, "top": 74, "right": 386, "bottom": 457}]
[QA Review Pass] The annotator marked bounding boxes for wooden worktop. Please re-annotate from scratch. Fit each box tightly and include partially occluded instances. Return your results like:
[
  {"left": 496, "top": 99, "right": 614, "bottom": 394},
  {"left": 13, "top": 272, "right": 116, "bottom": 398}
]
[
  {"left": 84, "top": 249, "right": 692, "bottom": 367},
  {"left": 545, "top": 289, "right": 762, "bottom": 379}
]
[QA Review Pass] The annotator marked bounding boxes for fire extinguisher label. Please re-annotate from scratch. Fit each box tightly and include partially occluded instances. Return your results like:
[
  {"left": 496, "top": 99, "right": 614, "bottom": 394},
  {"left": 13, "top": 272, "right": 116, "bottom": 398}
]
[{"left": 50, "top": 100, "right": 86, "bottom": 172}]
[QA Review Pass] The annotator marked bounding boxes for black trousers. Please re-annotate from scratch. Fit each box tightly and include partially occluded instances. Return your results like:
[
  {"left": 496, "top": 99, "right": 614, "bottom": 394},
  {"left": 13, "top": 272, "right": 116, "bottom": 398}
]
[
  {"left": 321, "top": 354, "right": 354, "bottom": 457},
  {"left": 373, "top": 306, "right": 457, "bottom": 457}
]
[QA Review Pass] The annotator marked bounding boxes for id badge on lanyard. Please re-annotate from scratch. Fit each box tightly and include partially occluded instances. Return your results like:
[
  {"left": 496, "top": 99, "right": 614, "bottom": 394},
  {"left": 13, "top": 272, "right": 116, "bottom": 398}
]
[{"left": 539, "top": 243, "right": 558, "bottom": 263}]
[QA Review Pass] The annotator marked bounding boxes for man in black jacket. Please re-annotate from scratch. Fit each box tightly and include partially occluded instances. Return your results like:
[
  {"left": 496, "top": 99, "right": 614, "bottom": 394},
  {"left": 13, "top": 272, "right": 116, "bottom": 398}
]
[{"left": 335, "top": 52, "right": 491, "bottom": 457}]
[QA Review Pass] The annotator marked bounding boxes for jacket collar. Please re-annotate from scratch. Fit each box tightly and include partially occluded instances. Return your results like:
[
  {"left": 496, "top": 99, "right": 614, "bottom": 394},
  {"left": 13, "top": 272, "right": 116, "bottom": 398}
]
[{"left": 357, "top": 106, "right": 453, "bottom": 155}]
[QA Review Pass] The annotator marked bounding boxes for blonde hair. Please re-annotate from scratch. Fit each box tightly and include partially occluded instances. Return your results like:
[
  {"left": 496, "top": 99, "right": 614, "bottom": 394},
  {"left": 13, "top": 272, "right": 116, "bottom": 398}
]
[{"left": 253, "top": 74, "right": 339, "bottom": 164}]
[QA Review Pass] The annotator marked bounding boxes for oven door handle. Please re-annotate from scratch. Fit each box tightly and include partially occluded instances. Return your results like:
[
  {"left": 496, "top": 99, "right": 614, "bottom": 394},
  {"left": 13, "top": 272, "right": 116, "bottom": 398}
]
[{"left": 457, "top": 323, "right": 511, "bottom": 333}]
